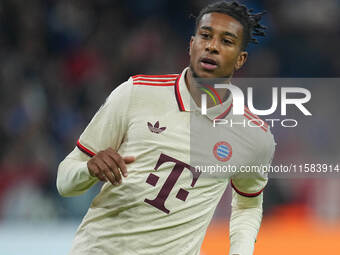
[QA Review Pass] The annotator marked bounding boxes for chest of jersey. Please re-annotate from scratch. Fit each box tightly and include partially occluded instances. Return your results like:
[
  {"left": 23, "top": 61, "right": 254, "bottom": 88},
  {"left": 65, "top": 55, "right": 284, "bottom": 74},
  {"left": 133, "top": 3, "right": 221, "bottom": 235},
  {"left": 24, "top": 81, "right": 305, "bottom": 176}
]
[
  {"left": 123, "top": 106, "right": 256, "bottom": 175},
  {"left": 111, "top": 87, "right": 262, "bottom": 216}
]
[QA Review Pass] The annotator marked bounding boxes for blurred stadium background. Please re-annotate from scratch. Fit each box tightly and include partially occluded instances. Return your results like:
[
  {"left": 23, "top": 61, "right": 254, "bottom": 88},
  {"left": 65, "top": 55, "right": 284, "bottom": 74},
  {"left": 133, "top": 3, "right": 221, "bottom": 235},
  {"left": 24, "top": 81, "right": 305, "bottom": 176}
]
[{"left": 0, "top": 0, "right": 339, "bottom": 254}]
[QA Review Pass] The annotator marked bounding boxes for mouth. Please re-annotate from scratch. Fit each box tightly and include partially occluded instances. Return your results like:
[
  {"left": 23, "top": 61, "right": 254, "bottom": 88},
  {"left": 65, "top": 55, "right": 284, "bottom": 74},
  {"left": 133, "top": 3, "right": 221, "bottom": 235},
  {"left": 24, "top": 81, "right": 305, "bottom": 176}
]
[{"left": 200, "top": 57, "right": 218, "bottom": 71}]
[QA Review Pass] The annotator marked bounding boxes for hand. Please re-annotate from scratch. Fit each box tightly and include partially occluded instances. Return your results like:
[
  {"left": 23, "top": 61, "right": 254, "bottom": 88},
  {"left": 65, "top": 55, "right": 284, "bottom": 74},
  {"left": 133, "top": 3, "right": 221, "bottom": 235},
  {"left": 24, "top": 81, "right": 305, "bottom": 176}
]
[{"left": 87, "top": 148, "right": 135, "bottom": 185}]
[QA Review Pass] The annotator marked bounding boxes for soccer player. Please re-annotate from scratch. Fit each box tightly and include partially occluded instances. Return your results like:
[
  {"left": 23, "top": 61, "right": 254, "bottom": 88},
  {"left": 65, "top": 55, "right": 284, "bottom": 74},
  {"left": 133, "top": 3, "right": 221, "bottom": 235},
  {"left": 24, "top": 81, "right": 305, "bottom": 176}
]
[{"left": 57, "top": 1, "right": 275, "bottom": 255}]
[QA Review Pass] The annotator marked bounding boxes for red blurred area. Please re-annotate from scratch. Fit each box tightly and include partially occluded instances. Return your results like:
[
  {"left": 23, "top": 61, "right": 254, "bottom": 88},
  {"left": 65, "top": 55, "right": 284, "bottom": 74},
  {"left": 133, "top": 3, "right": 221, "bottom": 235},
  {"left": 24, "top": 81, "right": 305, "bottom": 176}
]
[{"left": 202, "top": 205, "right": 340, "bottom": 254}]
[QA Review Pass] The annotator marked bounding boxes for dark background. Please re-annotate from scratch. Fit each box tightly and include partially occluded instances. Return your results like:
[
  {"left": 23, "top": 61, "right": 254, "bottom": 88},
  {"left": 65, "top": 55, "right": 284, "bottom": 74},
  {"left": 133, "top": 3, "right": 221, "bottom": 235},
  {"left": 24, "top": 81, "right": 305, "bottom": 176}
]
[{"left": 0, "top": 1, "right": 339, "bottom": 251}]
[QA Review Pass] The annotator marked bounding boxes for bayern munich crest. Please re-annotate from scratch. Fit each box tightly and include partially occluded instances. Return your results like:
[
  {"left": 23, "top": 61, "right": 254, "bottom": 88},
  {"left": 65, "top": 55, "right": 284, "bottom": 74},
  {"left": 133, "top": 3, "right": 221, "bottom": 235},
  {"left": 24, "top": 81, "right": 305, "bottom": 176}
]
[{"left": 213, "top": 141, "right": 232, "bottom": 162}]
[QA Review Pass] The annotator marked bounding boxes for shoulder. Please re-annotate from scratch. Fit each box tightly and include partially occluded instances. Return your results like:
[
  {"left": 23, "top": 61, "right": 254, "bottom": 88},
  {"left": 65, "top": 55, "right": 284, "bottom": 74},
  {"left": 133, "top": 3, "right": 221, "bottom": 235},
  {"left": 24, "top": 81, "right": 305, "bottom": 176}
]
[
  {"left": 128, "top": 73, "right": 180, "bottom": 105},
  {"left": 104, "top": 72, "right": 179, "bottom": 104},
  {"left": 114, "top": 73, "right": 181, "bottom": 111},
  {"left": 131, "top": 73, "right": 179, "bottom": 87},
  {"left": 237, "top": 106, "right": 276, "bottom": 160},
  {"left": 107, "top": 72, "right": 180, "bottom": 97}
]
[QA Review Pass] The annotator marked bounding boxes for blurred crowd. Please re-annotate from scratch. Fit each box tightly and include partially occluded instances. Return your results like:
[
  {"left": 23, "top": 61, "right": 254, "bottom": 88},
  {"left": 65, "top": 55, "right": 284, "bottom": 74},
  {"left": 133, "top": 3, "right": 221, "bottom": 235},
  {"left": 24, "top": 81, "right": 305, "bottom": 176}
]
[{"left": 0, "top": 0, "right": 339, "bottom": 221}]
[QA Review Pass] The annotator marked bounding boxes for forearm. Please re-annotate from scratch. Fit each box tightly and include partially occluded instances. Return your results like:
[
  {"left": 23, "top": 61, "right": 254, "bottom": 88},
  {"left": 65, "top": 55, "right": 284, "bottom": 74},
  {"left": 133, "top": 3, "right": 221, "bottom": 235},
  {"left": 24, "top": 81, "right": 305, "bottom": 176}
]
[
  {"left": 229, "top": 192, "right": 263, "bottom": 255},
  {"left": 57, "top": 148, "right": 98, "bottom": 197},
  {"left": 229, "top": 207, "right": 262, "bottom": 255}
]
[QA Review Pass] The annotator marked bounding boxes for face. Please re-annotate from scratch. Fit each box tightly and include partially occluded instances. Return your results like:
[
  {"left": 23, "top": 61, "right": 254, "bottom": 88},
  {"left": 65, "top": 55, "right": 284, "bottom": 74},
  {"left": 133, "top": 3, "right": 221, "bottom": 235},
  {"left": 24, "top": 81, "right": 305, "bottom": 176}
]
[{"left": 189, "top": 12, "right": 248, "bottom": 79}]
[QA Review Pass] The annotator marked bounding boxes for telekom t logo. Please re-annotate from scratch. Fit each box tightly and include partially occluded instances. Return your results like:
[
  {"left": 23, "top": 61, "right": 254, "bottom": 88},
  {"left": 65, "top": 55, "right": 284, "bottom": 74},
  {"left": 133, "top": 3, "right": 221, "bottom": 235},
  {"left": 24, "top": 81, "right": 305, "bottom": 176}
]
[
  {"left": 201, "top": 84, "right": 312, "bottom": 116},
  {"left": 144, "top": 153, "right": 201, "bottom": 214}
]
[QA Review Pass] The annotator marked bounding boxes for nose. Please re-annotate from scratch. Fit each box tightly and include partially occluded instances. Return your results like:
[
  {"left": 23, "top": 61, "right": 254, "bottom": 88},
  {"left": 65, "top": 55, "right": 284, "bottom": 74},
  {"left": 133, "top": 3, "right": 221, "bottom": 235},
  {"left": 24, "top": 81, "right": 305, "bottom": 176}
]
[{"left": 205, "top": 38, "right": 219, "bottom": 54}]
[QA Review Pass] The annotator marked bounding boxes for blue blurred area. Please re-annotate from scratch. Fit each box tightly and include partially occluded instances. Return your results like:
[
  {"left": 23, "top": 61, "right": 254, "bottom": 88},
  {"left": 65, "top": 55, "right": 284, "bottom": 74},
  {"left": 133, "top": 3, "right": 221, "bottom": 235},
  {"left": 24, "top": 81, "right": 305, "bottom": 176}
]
[
  {"left": 0, "top": 0, "right": 339, "bottom": 224},
  {"left": 0, "top": 220, "right": 80, "bottom": 255}
]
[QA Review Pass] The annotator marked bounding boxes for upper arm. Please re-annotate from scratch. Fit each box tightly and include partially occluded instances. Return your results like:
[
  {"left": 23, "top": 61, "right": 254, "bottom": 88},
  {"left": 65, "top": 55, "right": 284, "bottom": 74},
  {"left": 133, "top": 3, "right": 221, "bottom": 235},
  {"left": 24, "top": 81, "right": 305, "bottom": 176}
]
[
  {"left": 231, "top": 133, "right": 276, "bottom": 206},
  {"left": 77, "top": 78, "right": 133, "bottom": 156},
  {"left": 56, "top": 79, "right": 133, "bottom": 196}
]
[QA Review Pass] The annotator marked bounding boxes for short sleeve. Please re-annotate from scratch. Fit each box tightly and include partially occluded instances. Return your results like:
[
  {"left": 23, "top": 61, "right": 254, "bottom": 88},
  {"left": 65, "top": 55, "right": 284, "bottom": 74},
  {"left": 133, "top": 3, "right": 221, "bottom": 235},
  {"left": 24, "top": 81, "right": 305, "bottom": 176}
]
[
  {"left": 231, "top": 135, "right": 276, "bottom": 197},
  {"left": 76, "top": 78, "right": 133, "bottom": 156}
]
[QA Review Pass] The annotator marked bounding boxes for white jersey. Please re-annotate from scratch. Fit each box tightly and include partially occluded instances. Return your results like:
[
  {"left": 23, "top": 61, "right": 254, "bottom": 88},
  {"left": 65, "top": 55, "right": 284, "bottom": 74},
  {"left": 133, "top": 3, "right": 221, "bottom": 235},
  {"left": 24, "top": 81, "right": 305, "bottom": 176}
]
[{"left": 59, "top": 67, "right": 275, "bottom": 255}]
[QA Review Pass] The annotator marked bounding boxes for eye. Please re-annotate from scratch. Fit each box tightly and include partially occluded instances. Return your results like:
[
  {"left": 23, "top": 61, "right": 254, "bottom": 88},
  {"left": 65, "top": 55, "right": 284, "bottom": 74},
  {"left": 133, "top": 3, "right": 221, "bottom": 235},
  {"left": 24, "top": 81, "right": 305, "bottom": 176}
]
[
  {"left": 200, "top": 33, "right": 210, "bottom": 39},
  {"left": 223, "top": 38, "right": 232, "bottom": 45}
]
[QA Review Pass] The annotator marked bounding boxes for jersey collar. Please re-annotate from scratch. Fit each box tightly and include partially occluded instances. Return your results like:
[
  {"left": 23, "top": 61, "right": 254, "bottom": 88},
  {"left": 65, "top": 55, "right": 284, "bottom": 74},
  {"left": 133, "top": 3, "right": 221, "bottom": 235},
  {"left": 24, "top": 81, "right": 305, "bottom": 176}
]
[{"left": 175, "top": 67, "right": 233, "bottom": 120}]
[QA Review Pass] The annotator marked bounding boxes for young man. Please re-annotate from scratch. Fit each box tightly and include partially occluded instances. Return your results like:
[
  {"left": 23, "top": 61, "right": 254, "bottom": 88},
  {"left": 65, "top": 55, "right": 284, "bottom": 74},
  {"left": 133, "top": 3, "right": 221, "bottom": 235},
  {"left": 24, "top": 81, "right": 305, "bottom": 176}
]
[{"left": 57, "top": 1, "right": 275, "bottom": 255}]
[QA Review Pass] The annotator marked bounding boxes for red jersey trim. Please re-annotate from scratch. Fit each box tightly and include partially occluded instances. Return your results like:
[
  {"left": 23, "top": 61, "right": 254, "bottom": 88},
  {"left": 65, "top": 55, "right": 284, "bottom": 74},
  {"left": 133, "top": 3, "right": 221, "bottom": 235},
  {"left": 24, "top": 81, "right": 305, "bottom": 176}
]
[
  {"left": 231, "top": 180, "right": 264, "bottom": 197},
  {"left": 174, "top": 74, "right": 186, "bottom": 111},
  {"left": 133, "top": 78, "right": 177, "bottom": 82},
  {"left": 244, "top": 106, "right": 269, "bottom": 129},
  {"left": 132, "top": 74, "right": 179, "bottom": 86},
  {"left": 133, "top": 82, "right": 176, "bottom": 86},
  {"left": 243, "top": 106, "right": 268, "bottom": 132},
  {"left": 214, "top": 103, "right": 233, "bottom": 120},
  {"left": 76, "top": 140, "right": 96, "bottom": 157},
  {"left": 244, "top": 114, "right": 268, "bottom": 132},
  {"left": 132, "top": 74, "right": 179, "bottom": 79}
]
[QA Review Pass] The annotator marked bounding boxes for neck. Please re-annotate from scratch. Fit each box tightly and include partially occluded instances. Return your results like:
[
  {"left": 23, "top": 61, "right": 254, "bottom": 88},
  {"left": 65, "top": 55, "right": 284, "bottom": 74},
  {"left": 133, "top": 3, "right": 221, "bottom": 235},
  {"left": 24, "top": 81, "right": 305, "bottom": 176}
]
[{"left": 185, "top": 68, "right": 231, "bottom": 108}]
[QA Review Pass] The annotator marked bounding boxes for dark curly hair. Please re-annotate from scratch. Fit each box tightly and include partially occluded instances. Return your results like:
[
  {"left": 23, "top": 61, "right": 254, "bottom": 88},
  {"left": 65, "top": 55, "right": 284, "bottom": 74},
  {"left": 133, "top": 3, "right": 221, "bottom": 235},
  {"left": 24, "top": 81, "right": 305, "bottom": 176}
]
[{"left": 195, "top": 1, "right": 267, "bottom": 50}]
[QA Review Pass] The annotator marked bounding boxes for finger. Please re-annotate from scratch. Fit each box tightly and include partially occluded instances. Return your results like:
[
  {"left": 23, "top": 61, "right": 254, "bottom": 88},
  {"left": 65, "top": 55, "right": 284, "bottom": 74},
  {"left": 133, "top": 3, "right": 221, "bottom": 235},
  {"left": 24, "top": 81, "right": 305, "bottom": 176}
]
[
  {"left": 89, "top": 161, "right": 107, "bottom": 182},
  {"left": 123, "top": 156, "right": 135, "bottom": 164},
  {"left": 87, "top": 161, "right": 96, "bottom": 177},
  {"left": 107, "top": 150, "right": 127, "bottom": 178},
  {"left": 110, "top": 166, "right": 122, "bottom": 185},
  {"left": 101, "top": 154, "right": 121, "bottom": 184},
  {"left": 100, "top": 174, "right": 108, "bottom": 182},
  {"left": 94, "top": 159, "right": 117, "bottom": 185},
  {"left": 103, "top": 168, "right": 118, "bottom": 185},
  {"left": 121, "top": 156, "right": 135, "bottom": 177}
]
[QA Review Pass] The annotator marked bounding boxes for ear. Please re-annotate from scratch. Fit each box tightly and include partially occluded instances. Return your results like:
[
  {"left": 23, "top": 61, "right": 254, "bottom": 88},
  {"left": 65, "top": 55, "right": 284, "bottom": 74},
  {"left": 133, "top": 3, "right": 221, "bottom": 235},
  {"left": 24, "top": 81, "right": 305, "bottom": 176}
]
[
  {"left": 189, "top": 36, "right": 195, "bottom": 56},
  {"left": 235, "top": 51, "right": 248, "bottom": 71}
]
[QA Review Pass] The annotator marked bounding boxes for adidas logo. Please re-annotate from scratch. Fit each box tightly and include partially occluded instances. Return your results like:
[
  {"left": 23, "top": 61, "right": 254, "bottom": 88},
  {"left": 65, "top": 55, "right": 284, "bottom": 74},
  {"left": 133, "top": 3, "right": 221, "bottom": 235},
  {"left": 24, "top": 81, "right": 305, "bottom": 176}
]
[{"left": 147, "top": 121, "right": 166, "bottom": 134}]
